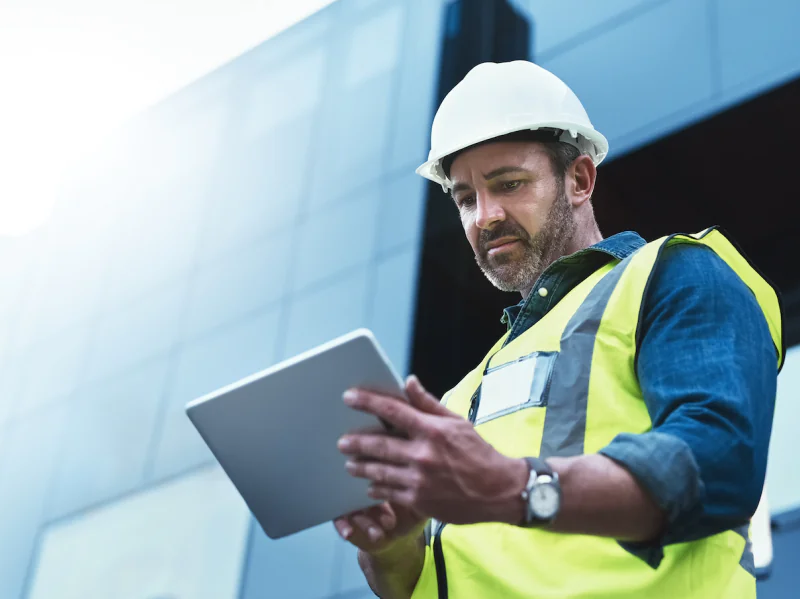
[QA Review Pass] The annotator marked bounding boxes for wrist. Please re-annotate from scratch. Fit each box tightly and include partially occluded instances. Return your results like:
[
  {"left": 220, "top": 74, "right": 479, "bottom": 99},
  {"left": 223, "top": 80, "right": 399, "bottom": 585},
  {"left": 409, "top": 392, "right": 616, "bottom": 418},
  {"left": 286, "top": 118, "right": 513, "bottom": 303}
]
[
  {"left": 492, "top": 457, "right": 529, "bottom": 525},
  {"left": 363, "top": 530, "right": 425, "bottom": 563},
  {"left": 359, "top": 534, "right": 426, "bottom": 599}
]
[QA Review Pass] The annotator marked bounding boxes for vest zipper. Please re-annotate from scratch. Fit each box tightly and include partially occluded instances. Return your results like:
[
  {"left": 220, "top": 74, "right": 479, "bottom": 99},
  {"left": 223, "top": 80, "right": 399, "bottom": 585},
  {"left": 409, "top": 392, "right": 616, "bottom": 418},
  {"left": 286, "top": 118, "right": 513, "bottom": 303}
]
[{"left": 432, "top": 519, "right": 448, "bottom": 598}]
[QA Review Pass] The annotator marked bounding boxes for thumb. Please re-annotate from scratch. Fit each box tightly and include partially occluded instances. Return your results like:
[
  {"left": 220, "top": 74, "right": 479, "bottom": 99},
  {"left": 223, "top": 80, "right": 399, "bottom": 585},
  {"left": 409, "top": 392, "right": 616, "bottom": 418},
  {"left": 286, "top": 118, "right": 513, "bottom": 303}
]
[{"left": 405, "top": 375, "right": 454, "bottom": 417}]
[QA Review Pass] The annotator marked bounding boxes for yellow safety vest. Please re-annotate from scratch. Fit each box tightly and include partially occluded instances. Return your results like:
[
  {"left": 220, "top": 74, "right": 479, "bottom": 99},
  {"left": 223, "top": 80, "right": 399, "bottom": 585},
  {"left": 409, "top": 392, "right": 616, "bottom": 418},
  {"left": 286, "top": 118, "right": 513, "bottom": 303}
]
[{"left": 411, "top": 228, "right": 783, "bottom": 599}]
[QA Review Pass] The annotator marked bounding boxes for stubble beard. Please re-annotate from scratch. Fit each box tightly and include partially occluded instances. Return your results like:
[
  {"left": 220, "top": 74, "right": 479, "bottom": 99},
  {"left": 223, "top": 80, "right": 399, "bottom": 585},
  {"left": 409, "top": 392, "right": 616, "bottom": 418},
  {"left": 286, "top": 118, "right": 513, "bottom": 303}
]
[{"left": 475, "top": 186, "right": 576, "bottom": 293}]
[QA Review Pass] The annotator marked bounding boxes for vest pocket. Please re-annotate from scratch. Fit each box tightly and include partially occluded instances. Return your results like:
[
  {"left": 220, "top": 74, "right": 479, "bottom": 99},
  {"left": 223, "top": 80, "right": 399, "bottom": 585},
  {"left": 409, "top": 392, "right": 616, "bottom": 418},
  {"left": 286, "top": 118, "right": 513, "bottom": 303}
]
[{"left": 475, "top": 351, "right": 557, "bottom": 424}]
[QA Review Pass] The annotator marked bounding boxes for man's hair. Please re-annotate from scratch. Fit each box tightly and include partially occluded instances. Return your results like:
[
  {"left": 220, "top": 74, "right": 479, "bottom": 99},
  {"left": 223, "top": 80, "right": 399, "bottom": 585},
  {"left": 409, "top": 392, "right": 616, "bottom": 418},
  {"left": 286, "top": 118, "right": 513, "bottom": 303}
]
[
  {"left": 540, "top": 140, "right": 582, "bottom": 180},
  {"left": 442, "top": 129, "right": 583, "bottom": 183}
]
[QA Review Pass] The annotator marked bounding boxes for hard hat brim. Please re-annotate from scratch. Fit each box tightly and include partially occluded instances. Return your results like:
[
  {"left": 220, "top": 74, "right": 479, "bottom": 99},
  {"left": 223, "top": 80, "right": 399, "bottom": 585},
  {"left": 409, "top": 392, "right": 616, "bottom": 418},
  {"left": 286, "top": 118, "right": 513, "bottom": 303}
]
[{"left": 416, "top": 122, "right": 609, "bottom": 190}]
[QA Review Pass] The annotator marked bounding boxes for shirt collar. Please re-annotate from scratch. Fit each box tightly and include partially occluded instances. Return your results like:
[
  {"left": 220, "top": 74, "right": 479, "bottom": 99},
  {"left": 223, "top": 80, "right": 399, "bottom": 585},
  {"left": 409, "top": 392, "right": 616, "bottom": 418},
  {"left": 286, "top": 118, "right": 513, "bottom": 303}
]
[
  {"left": 584, "top": 230, "right": 646, "bottom": 262},
  {"left": 500, "top": 231, "right": 646, "bottom": 326}
]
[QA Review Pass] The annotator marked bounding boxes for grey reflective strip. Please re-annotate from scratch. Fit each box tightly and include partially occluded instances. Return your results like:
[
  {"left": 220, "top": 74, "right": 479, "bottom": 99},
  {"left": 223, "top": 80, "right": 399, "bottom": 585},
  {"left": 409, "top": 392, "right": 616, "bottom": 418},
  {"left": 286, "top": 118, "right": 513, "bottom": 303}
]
[
  {"left": 424, "top": 520, "right": 433, "bottom": 546},
  {"left": 529, "top": 351, "right": 557, "bottom": 408},
  {"left": 733, "top": 524, "right": 756, "bottom": 576},
  {"left": 539, "top": 256, "right": 634, "bottom": 459}
]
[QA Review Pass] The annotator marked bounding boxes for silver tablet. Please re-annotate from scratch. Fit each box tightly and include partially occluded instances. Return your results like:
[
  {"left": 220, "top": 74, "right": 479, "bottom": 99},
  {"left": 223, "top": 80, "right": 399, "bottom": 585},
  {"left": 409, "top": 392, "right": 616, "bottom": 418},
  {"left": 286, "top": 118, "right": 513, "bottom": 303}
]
[{"left": 185, "top": 328, "right": 405, "bottom": 539}]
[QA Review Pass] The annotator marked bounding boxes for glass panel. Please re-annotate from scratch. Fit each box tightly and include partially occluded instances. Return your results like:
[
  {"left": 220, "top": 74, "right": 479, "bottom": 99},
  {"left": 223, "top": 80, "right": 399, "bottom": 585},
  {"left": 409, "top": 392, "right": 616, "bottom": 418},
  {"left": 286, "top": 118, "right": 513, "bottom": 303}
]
[
  {"left": 307, "top": 72, "right": 394, "bottom": 206},
  {"left": 28, "top": 467, "right": 250, "bottom": 599},
  {"left": 293, "top": 189, "right": 381, "bottom": 291},
  {"left": 240, "top": 524, "right": 339, "bottom": 599},
  {"left": 16, "top": 322, "right": 92, "bottom": 415},
  {"left": 0, "top": 351, "right": 27, "bottom": 427},
  {"left": 0, "top": 406, "right": 70, "bottom": 599},
  {"left": 717, "top": 0, "right": 800, "bottom": 93},
  {"left": 343, "top": 5, "right": 404, "bottom": 87},
  {"left": 46, "top": 356, "right": 171, "bottom": 519},
  {"left": 282, "top": 267, "right": 369, "bottom": 359},
  {"left": 200, "top": 114, "right": 315, "bottom": 257},
  {"left": 100, "top": 184, "right": 206, "bottom": 306},
  {"left": 377, "top": 171, "right": 427, "bottom": 255},
  {"left": 241, "top": 49, "right": 326, "bottom": 141},
  {"left": 84, "top": 279, "right": 189, "bottom": 383},
  {"left": 370, "top": 248, "right": 419, "bottom": 374},
  {"left": 151, "top": 306, "right": 281, "bottom": 480},
  {"left": 540, "top": 0, "right": 713, "bottom": 146},
  {"left": 184, "top": 230, "right": 292, "bottom": 339},
  {"left": 524, "top": 0, "right": 647, "bottom": 57}
]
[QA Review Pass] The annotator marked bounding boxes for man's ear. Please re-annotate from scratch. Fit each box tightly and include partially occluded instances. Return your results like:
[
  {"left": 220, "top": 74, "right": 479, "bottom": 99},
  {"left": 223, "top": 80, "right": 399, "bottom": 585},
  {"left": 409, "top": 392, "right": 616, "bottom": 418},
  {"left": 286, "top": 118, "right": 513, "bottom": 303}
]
[{"left": 568, "top": 155, "right": 597, "bottom": 207}]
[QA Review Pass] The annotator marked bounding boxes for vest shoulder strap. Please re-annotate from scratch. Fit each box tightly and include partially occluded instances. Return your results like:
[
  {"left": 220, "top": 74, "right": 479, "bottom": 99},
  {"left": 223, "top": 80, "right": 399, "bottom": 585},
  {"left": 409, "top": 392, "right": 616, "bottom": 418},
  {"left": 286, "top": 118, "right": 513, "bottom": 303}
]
[{"left": 641, "top": 227, "right": 784, "bottom": 369}]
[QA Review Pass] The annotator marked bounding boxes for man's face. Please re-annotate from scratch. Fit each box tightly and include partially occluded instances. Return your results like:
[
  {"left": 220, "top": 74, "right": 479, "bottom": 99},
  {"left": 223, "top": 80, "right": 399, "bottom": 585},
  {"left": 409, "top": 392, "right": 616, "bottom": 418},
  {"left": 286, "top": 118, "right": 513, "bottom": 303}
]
[{"left": 449, "top": 141, "right": 576, "bottom": 294}]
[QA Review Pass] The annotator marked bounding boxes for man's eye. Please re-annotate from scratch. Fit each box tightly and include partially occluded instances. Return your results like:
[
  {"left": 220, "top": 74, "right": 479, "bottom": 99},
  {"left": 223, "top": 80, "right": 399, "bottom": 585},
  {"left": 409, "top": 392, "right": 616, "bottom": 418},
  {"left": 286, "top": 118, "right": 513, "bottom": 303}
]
[
  {"left": 501, "top": 180, "right": 521, "bottom": 190},
  {"left": 458, "top": 196, "right": 475, "bottom": 208}
]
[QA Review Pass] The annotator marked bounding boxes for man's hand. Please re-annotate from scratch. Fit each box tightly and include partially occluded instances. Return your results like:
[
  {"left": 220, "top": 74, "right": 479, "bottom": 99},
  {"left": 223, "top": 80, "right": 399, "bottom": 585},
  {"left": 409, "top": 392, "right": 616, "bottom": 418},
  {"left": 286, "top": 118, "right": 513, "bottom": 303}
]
[
  {"left": 334, "top": 501, "right": 427, "bottom": 599},
  {"left": 337, "top": 375, "right": 529, "bottom": 526},
  {"left": 333, "top": 501, "right": 425, "bottom": 555}
]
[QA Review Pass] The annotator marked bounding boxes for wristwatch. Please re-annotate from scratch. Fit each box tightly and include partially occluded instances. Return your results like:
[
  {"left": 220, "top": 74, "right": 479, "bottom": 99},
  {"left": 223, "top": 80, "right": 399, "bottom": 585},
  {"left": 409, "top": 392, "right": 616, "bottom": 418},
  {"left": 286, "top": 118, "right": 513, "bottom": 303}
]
[{"left": 520, "top": 457, "right": 562, "bottom": 527}]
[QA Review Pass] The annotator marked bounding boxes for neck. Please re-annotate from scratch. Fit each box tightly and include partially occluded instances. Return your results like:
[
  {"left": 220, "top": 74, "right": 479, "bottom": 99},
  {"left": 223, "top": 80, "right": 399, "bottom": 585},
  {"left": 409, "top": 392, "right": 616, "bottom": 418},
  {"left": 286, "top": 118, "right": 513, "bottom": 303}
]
[{"left": 519, "top": 219, "right": 603, "bottom": 299}]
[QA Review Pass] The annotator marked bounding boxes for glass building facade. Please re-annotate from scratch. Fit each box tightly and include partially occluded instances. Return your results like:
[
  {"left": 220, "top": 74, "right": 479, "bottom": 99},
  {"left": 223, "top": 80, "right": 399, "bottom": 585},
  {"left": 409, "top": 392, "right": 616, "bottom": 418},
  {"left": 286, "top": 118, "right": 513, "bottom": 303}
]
[{"left": 1, "top": 0, "right": 799, "bottom": 597}]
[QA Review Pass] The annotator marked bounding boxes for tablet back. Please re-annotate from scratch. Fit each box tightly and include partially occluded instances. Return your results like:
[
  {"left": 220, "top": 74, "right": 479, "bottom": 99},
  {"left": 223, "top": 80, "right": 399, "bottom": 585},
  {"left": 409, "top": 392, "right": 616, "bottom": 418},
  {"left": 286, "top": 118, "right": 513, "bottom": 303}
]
[{"left": 186, "top": 329, "right": 405, "bottom": 539}]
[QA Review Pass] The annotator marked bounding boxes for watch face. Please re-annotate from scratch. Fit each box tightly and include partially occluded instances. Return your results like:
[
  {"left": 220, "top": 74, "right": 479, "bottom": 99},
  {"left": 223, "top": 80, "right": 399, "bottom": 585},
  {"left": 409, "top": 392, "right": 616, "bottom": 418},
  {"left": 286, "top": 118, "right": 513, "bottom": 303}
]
[{"left": 530, "top": 483, "right": 560, "bottom": 520}]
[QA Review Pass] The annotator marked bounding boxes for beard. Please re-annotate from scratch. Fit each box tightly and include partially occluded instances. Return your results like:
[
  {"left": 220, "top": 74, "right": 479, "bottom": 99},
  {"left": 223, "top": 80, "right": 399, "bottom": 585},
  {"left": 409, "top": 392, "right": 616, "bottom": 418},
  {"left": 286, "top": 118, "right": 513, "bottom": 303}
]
[{"left": 475, "top": 186, "right": 576, "bottom": 293}]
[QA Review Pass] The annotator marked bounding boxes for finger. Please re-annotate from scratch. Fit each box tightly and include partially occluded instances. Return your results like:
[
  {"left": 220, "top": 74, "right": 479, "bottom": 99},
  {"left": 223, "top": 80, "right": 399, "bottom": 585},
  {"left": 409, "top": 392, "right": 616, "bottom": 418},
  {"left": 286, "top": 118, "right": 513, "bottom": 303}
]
[
  {"left": 376, "top": 502, "right": 397, "bottom": 531},
  {"left": 368, "top": 484, "right": 417, "bottom": 508},
  {"left": 350, "top": 512, "right": 385, "bottom": 544},
  {"left": 345, "top": 459, "right": 417, "bottom": 488},
  {"left": 364, "top": 503, "right": 396, "bottom": 531},
  {"left": 405, "top": 375, "right": 454, "bottom": 417},
  {"left": 337, "top": 433, "right": 415, "bottom": 463},
  {"left": 336, "top": 506, "right": 389, "bottom": 546},
  {"left": 344, "top": 389, "right": 427, "bottom": 434},
  {"left": 334, "top": 517, "right": 353, "bottom": 541}
]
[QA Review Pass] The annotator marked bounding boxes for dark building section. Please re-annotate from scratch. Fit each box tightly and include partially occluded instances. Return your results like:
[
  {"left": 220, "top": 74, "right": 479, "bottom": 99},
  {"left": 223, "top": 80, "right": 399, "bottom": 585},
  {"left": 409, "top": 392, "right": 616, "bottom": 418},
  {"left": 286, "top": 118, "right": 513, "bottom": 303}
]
[
  {"left": 411, "top": 0, "right": 531, "bottom": 398},
  {"left": 594, "top": 74, "right": 800, "bottom": 347}
]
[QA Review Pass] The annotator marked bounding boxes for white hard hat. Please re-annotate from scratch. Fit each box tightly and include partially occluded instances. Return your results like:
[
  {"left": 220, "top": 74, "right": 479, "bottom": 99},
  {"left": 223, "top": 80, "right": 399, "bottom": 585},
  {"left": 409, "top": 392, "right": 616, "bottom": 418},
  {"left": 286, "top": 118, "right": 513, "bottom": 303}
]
[{"left": 416, "top": 60, "right": 609, "bottom": 191}]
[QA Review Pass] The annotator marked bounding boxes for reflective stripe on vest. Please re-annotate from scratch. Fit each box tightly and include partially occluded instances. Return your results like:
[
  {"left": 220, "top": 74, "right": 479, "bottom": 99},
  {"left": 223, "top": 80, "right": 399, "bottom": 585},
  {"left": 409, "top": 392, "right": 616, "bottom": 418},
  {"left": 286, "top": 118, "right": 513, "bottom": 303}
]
[
  {"left": 410, "top": 228, "right": 780, "bottom": 599},
  {"left": 539, "top": 251, "right": 634, "bottom": 458}
]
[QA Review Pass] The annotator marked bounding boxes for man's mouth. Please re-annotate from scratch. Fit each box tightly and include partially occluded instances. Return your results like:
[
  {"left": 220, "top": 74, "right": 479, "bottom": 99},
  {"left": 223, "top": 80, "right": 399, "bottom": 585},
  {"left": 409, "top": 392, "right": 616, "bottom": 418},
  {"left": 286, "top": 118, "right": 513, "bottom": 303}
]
[{"left": 486, "top": 238, "right": 520, "bottom": 256}]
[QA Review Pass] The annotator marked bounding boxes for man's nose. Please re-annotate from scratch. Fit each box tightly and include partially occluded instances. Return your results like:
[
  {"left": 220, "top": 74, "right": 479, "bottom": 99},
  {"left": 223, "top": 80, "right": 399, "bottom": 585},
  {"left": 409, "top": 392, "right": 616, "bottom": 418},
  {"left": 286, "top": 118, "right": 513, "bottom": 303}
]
[{"left": 475, "top": 193, "right": 505, "bottom": 230}]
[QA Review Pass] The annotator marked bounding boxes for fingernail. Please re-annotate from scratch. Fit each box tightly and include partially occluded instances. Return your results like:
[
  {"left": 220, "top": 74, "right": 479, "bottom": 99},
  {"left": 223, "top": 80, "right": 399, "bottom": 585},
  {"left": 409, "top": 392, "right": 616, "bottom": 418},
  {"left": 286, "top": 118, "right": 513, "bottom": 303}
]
[
  {"left": 368, "top": 527, "right": 382, "bottom": 542},
  {"left": 337, "top": 436, "right": 351, "bottom": 450},
  {"left": 342, "top": 526, "right": 352, "bottom": 539},
  {"left": 344, "top": 460, "right": 355, "bottom": 471},
  {"left": 343, "top": 390, "right": 358, "bottom": 404}
]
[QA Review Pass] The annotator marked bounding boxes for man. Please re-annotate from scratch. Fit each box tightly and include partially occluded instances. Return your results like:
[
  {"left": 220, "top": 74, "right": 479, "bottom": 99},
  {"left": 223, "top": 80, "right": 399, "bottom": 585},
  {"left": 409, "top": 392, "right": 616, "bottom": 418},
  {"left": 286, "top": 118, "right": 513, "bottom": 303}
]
[{"left": 333, "top": 61, "right": 782, "bottom": 598}]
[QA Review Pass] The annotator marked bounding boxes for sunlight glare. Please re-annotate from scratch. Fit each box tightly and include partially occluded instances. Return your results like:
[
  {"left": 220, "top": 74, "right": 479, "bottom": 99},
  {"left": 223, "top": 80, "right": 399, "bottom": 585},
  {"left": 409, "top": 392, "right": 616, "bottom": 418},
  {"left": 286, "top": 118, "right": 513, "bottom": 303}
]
[{"left": 0, "top": 0, "right": 336, "bottom": 237}]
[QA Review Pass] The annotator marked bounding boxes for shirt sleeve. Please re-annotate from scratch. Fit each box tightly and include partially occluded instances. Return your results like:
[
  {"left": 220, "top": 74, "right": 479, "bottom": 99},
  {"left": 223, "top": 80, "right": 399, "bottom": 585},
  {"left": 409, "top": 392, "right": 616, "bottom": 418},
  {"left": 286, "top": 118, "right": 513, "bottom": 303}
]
[{"left": 598, "top": 241, "right": 778, "bottom": 568}]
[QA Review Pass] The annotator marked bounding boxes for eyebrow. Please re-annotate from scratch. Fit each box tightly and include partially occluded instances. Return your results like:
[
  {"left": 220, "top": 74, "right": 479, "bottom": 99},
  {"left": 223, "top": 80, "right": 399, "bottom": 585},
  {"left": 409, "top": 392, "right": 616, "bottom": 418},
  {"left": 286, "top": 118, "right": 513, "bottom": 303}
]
[{"left": 450, "top": 166, "right": 531, "bottom": 196}]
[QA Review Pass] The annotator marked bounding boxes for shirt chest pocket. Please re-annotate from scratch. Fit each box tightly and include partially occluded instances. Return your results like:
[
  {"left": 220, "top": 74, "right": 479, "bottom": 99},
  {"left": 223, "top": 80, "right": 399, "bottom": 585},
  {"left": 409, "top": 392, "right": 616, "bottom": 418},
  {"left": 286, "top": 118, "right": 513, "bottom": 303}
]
[{"left": 475, "top": 351, "right": 557, "bottom": 424}]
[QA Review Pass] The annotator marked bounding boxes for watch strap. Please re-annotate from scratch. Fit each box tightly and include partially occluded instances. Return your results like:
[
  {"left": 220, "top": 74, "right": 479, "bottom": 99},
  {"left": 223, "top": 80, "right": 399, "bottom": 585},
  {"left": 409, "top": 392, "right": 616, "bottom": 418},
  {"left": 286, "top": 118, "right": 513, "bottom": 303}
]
[{"left": 524, "top": 456, "right": 553, "bottom": 478}]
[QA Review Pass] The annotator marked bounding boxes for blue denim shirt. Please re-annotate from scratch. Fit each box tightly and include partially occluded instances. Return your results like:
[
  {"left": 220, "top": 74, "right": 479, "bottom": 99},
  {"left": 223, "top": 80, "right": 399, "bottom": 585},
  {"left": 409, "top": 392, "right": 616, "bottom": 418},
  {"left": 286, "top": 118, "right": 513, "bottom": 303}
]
[{"left": 501, "top": 231, "right": 778, "bottom": 567}]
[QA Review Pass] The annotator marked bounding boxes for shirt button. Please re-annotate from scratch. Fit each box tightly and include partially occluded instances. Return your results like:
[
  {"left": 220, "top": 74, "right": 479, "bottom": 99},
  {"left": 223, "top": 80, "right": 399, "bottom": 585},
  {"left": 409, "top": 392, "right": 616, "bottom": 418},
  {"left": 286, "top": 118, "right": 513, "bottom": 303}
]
[{"left": 538, "top": 287, "right": 548, "bottom": 298}]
